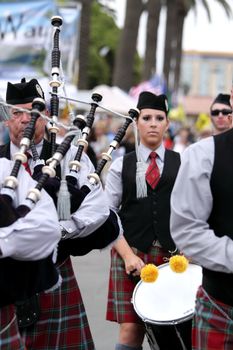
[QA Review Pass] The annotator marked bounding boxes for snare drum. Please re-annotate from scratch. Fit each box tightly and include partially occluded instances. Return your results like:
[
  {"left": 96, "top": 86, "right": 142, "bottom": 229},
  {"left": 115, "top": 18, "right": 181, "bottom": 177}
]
[{"left": 132, "top": 262, "right": 202, "bottom": 350}]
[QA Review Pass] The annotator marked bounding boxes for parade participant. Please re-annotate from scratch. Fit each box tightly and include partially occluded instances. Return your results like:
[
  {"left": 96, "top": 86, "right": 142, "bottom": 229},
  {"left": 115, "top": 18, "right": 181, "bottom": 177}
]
[
  {"left": 105, "top": 91, "right": 190, "bottom": 350},
  {"left": 210, "top": 93, "right": 232, "bottom": 135},
  {"left": 0, "top": 158, "right": 61, "bottom": 350},
  {"left": 2, "top": 78, "right": 112, "bottom": 350},
  {"left": 170, "top": 90, "right": 233, "bottom": 350}
]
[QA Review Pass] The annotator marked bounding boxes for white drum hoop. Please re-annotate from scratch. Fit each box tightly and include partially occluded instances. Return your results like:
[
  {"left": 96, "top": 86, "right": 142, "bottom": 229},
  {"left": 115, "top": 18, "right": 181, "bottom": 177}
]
[{"left": 132, "top": 262, "right": 202, "bottom": 326}]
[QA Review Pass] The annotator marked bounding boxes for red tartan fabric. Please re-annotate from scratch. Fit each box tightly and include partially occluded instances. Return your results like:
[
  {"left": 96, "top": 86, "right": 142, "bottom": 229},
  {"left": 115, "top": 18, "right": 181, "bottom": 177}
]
[
  {"left": 106, "top": 245, "right": 170, "bottom": 324},
  {"left": 22, "top": 257, "right": 95, "bottom": 350},
  {"left": 0, "top": 304, "right": 25, "bottom": 350},
  {"left": 192, "top": 286, "right": 233, "bottom": 350}
]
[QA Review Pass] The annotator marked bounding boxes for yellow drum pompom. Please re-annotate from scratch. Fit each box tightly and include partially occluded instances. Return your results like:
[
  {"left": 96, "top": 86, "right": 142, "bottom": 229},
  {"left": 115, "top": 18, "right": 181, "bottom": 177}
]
[
  {"left": 140, "top": 264, "right": 159, "bottom": 282},
  {"left": 169, "top": 255, "right": 189, "bottom": 273}
]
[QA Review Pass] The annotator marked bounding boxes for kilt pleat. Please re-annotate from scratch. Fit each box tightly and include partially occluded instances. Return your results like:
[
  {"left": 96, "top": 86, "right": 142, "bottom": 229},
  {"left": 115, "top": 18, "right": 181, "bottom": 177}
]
[
  {"left": 0, "top": 304, "right": 25, "bottom": 350},
  {"left": 192, "top": 286, "right": 233, "bottom": 350},
  {"left": 106, "top": 245, "right": 170, "bottom": 324},
  {"left": 22, "top": 257, "right": 95, "bottom": 350}
]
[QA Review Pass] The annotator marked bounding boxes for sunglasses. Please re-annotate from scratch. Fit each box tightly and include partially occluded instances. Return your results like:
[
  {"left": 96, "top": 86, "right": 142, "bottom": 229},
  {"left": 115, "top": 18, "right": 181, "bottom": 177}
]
[{"left": 211, "top": 109, "right": 232, "bottom": 116}]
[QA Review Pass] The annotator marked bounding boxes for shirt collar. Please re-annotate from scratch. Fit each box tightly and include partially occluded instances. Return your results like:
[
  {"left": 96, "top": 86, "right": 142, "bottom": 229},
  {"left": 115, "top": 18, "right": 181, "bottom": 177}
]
[
  {"left": 10, "top": 140, "right": 44, "bottom": 159},
  {"left": 139, "top": 142, "right": 165, "bottom": 163}
]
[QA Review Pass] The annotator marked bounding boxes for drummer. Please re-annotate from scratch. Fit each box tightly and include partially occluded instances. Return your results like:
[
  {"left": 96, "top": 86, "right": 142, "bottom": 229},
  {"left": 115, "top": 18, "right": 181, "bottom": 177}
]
[{"left": 104, "top": 92, "right": 190, "bottom": 350}]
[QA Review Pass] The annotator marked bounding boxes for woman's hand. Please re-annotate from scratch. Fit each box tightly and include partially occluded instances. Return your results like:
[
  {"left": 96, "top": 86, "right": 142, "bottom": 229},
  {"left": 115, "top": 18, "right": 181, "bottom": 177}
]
[{"left": 123, "top": 251, "right": 145, "bottom": 276}]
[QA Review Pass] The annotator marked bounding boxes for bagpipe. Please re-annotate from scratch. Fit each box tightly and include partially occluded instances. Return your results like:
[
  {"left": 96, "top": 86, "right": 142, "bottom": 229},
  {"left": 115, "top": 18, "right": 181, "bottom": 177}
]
[
  {"left": 0, "top": 15, "right": 139, "bottom": 262},
  {"left": 0, "top": 98, "right": 138, "bottom": 259},
  {"left": 20, "top": 98, "right": 138, "bottom": 259},
  {"left": 28, "top": 16, "right": 140, "bottom": 259}
]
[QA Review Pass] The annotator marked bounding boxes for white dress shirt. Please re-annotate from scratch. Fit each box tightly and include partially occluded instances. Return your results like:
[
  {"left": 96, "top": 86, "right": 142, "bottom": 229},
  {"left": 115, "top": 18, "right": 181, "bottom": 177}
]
[
  {"left": 170, "top": 136, "right": 233, "bottom": 274},
  {"left": 11, "top": 141, "right": 109, "bottom": 238},
  {"left": 0, "top": 158, "right": 61, "bottom": 260},
  {"left": 105, "top": 143, "right": 166, "bottom": 211}
]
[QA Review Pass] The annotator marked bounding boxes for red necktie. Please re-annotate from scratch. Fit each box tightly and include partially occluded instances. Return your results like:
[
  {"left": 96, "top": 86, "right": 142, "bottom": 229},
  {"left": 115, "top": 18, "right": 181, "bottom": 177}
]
[
  {"left": 146, "top": 152, "right": 160, "bottom": 189},
  {"left": 22, "top": 152, "right": 32, "bottom": 176}
]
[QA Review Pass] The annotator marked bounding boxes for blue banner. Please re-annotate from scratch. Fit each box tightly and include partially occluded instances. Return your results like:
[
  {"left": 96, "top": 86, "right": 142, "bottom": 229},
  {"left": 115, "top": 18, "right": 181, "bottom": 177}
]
[
  {"left": 0, "top": 0, "right": 80, "bottom": 82},
  {"left": 0, "top": 0, "right": 57, "bottom": 79}
]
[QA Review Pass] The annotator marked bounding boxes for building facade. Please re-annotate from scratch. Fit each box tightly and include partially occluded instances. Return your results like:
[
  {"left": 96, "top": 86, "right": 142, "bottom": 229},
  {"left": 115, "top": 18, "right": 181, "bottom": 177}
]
[{"left": 180, "top": 50, "right": 233, "bottom": 97}]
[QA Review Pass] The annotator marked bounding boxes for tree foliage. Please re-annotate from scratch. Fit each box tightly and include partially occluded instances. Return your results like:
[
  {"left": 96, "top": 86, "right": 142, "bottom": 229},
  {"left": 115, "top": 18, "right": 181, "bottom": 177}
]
[
  {"left": 88, "top": 1, "right": 120, "bottom": 88},
  {"left": 87, "top": 1, "right": 142, "bottom": 89}
]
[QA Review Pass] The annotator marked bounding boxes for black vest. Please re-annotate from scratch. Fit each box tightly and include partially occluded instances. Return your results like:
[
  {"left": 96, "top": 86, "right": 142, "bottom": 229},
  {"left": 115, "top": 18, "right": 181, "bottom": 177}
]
[
  {"left": 203, "top": 128, "right": 233, "bottom": 305},
  {"left": 0, "top": 141, "right": 59, "bottom": 306},
  {"left": 120, "top": 149, "right": 180, "bottom": 253}
]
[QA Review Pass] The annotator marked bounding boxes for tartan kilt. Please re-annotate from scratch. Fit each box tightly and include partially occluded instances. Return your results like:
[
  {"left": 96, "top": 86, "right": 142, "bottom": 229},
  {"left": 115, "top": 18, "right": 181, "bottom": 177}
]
[
  {"left": 192, "top": 286, "right": 233, "bottom": 350},
  {"left": 22, "top": 257, "right": 95, "bottom": 350},
  {"left": 0, "top": 304, "right": 25, "bottom": 350},
  {"left": 106, "top": 245, "right": 171, "bottom": 324}
]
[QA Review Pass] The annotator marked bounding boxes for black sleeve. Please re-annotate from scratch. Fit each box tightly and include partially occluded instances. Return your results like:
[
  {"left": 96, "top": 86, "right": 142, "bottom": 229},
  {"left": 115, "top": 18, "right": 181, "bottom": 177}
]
[{"left": 57, "top": 210, "right": 120, "bottom": 261}]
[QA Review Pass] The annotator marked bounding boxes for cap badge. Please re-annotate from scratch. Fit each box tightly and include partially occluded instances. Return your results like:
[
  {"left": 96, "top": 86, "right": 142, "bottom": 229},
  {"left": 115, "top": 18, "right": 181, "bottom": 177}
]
[{"left": 36, "top": 84, "right": 43, "bottom": 98}]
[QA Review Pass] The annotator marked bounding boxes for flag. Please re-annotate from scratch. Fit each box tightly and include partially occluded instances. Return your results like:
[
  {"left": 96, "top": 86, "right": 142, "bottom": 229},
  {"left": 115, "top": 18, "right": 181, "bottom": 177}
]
[{"left": 129, "top": 73, "right": 167, "bottom": 100}]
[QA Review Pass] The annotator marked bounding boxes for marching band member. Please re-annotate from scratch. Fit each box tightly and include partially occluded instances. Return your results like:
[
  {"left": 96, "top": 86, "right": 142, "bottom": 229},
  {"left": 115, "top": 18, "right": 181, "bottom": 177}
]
[
  {"left": 209, "top": 93, "right": 232, "bottom": 135},
  {"left": 0, "top": 158, "right": 61, "bottom": 350},
  {"left": 1, "top": 77, "right": 112, "bottom": 350},
  {"left": 104, "top": 91, "right": 192, "bottom": 350},
  {"left": 170, "top": 90, "right": 233, "bottom": 350}
]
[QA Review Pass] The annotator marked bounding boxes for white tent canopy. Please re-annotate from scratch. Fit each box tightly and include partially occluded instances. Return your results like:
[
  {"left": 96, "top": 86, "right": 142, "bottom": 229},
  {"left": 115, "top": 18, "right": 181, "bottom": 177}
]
[{"left": 73, "top": 84, "right": 137, "bottom": 115}]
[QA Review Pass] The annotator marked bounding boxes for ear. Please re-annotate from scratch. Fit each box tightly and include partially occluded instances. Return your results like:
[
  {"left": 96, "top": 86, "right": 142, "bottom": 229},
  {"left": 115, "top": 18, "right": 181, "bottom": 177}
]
[{"left": 4, "top": 120, "right": 9, "bottom": 127}]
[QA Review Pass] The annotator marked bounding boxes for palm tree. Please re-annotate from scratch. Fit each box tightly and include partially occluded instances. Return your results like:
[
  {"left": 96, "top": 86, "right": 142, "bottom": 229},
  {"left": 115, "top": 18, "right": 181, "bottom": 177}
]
[
  {"left": 76, "top": 0, "right": 93, "bottom": 89},
  {"left": 76, "top": 0, "right": 116, "bottom": 88},
  {"left": 112, "top": 0, "right": 143, "bottom": 91},
  {"left": 163, "top": 0, "right": 177, "bottom": 89},
  {"left": 173, "top": 0, "right": 189, "bottom": 92},
  {"left": 142, "top": 0, "right": 162, "bottom": 81}
]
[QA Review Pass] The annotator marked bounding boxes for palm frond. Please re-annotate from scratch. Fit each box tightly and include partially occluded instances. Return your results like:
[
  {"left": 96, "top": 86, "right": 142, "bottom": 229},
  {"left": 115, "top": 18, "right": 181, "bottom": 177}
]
[{"left": 214, "top": 0, "right": 232, "bottom": 18}]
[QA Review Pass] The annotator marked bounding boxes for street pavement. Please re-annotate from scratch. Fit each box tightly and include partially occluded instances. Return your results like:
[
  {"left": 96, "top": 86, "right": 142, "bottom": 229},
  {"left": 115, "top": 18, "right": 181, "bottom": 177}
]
[{"left": 72, "top": 249, "right": 151, "bottom": 350}]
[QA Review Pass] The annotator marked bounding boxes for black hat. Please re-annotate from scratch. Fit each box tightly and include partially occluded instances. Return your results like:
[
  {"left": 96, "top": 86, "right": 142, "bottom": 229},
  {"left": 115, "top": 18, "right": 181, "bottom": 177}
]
[
  {"left": 211, "top": 93, "right": 231, "bottom": 109},
  {"left": 6, "top": 78, "right": 44, "bottom": 104},
  {"left": 137, "top": 91, "right": 169, "bottom": 114}
]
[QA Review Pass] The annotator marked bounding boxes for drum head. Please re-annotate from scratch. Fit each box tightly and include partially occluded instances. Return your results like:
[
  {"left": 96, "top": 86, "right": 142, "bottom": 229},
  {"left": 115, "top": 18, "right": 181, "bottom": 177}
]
[{"left": 132, "top": 262, "right": 202, "bottom": 325}]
